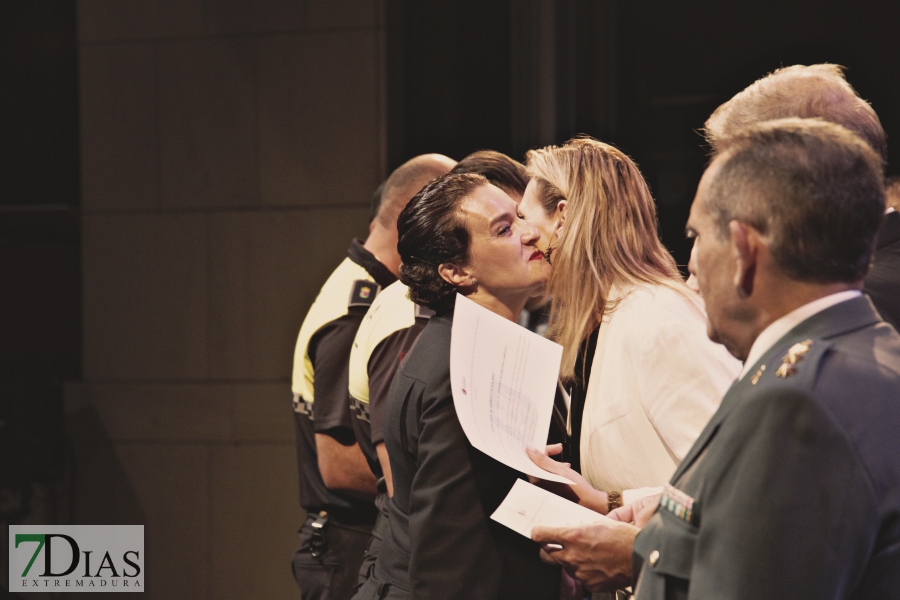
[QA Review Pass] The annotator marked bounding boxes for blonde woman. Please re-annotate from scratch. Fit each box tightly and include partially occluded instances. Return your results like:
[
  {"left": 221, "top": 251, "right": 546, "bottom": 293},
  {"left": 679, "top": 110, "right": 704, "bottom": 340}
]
[{"left": 521, "top": 138, "right": 741, "bottom": 514}]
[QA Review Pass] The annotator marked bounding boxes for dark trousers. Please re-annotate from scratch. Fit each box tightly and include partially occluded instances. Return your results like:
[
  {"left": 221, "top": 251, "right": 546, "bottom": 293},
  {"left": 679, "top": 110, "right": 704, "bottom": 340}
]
[
  {"left": 356, "top": 510, "right": 390, "bottom": 587},
  {"left": 292, "top": 513, "right": 372, "bottom": 600},
  {"left": 353, "top": 572, "right": 410, "bottom": 600}
]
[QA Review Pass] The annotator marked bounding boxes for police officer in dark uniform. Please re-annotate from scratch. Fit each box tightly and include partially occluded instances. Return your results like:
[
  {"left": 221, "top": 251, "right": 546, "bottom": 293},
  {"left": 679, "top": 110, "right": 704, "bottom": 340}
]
[
  {"left": 346, "top": 151, "right": 536, "bottom": 587},
  {"left": 290, "top": 154, "right": 454, "bottom": 600},
  {"left": 532, "top": 120, "right": 900, "bottom": 599}
]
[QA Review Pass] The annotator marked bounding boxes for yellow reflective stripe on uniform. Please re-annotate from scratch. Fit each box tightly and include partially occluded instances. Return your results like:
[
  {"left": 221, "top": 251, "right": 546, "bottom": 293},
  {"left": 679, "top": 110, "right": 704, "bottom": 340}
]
[
  {"left": 291, "top": 258, "right": 374, "bottom": 406},
  {"left": 348, "top": 281, "right": 417, "bottom": 405}
]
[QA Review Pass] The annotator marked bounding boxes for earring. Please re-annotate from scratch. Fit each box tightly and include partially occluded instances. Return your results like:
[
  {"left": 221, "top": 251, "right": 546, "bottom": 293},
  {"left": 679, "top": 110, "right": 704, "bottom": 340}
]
[
  {"left": 542, "top": 233, "right": 558, "bottom": 265},
  {"left": 471, "top": 278, "right": 478, "bottom": 286}
]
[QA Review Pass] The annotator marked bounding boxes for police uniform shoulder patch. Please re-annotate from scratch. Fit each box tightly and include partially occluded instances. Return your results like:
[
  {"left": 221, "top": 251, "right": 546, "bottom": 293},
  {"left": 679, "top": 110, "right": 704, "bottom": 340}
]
[{"left": 348, "top": 280, "right": 380, "bottom": 308}]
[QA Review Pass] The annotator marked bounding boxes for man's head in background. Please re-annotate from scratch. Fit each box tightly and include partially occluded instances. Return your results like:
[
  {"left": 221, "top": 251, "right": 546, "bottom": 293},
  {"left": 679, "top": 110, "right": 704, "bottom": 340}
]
[
  {"left": 688, "top": 118, "right": 885, "bottom": 359},
  {"left": 450, "top": 150, "right": 529, "bottom": 203},
  {"left": 369, "top": 180, "right": 387, "bottom": 222},
  {"left": 367, "top": 154, "right": 457, "bottom": 274},
  {"left": 704, "top": 64, "right": 887, "bottom": 167}
]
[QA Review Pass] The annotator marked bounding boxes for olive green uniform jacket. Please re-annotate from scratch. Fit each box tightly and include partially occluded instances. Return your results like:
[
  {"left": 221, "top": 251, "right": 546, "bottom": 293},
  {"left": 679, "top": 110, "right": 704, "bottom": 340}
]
[{"left": 633, "top": 296, "right": 900, "bottom": 599}]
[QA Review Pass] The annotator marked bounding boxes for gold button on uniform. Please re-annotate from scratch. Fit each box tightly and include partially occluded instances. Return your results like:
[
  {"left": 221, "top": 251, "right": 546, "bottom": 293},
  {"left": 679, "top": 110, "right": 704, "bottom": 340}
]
[{"left": 649, "top": 550, "right": 660, "bottom": 566}]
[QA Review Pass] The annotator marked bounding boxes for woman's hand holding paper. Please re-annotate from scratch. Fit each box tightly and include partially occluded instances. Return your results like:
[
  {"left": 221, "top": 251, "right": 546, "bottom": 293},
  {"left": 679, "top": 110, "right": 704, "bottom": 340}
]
[{"left": 526, "top": 444, "right": 610, "bottom": 515}]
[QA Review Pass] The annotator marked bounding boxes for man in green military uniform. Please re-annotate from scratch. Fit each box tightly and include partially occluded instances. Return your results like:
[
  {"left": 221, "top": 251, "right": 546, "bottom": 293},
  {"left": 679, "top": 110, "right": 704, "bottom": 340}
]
[
  {"left": 701, "top": 63, "right": 900, "bottom": 333},
  {"left": 290, "top": 153, "right": 454, "bottom": 600}
]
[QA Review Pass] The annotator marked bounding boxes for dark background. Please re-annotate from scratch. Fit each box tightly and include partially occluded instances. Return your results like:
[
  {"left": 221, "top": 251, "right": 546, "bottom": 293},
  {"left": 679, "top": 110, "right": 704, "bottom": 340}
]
[
  {"left": 388, "top": 0, "right": 900, "bottom": 263},
  {"left": 1, "top": 2, "right": 79, "bottom": 507},
  {"left": 1, "top": 2, "right": 80, "bottom": 376},
  {"left": 4, "top": 0, "right": 899, "bottom": 394}
]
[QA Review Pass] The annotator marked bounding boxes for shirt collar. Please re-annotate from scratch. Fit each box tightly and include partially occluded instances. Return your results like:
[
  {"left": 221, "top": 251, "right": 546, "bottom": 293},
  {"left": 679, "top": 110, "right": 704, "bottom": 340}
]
[
  {"left": 348, "top": 238, "right": 397, "bottom": 288},
  {"left": 739, "top": 290, "right": 861, "bottom": 379}
]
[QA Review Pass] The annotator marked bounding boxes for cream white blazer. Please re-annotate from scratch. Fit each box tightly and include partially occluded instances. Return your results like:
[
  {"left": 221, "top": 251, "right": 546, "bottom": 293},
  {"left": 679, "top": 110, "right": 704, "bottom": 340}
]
[{"left": 580, "top": 283, "right": 742, "bottom": 493}]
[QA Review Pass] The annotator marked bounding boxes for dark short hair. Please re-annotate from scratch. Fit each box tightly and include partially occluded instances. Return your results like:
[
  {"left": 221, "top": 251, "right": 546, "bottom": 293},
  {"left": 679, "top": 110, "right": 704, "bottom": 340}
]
[
  {"left": 708, "top": 118, "right": 885, "bottom": 283},
  {"left": 450, "top": 150, "right": 528, "bottom": 198},
  {"left": 369, "top": 180, "right": 386, "bottom": 222},
  {"left": 397, "top": 173, "right": 488, "bottom": 313},
  {"left": 378, "top": 154, "right": 456, "bottom": 228}
]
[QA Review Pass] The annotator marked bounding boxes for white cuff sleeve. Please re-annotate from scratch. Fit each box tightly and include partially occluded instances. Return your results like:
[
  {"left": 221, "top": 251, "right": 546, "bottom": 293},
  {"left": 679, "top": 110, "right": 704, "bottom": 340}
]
[{"left": 622, "top": 486, "right": 664, "bottom": 506}]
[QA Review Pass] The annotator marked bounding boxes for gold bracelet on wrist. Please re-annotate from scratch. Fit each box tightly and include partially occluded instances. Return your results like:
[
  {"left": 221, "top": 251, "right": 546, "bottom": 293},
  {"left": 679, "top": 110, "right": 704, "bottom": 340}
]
[{"left": 607, "top": 491, "right": 623, "bottom": 513}]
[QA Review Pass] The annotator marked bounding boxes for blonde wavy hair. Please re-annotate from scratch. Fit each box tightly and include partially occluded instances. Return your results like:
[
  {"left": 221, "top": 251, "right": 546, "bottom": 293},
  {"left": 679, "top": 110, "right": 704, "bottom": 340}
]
[{"left": 526, "top": 137, "right": 700, "bottom": 380}]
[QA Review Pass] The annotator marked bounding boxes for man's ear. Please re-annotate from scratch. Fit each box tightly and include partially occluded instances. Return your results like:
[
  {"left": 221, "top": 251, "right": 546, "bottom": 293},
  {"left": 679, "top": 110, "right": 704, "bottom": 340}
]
[
  {"left": 728, "top": 220, "right": 759, "bottom": 298},
  {"left": 438, "top": 262, "right": 476, "bottom": 288}
]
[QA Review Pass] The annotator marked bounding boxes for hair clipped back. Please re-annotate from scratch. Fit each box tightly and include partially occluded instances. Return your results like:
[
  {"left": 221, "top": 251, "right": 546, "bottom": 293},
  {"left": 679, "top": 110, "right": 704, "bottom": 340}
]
[
  {"left": 526, "top": 137, "right": 696, "bottom": 380},
  {"left": 709, "top": 118, "right": 885, "bottom": 283},
  {"left": 450, "top": 150, "right": 529, "bottom": 198},
  {"left": 705, "top": 64, "right": 887, "bottom": 164},
  {"left": 397, "top": 173, "right": 488, "bottom": 313}
]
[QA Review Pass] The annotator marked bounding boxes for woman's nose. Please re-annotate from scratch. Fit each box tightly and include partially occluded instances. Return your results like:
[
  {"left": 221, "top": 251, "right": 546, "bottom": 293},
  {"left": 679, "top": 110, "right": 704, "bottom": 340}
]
[{"left": 521, "top": 220, "right": 540, "bottom": 245}]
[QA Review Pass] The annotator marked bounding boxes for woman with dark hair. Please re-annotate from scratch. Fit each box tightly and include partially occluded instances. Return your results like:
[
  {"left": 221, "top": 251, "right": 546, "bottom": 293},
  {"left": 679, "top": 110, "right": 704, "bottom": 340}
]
[{"left": 352, "top": 172, "right": 561, "bottom": 600}]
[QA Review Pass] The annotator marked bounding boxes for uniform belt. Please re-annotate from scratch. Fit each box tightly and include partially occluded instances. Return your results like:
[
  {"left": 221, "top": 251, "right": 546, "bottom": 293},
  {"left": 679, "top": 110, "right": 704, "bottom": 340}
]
[{"left": 304, "top": 507, "right": 376, "bottom": 532}]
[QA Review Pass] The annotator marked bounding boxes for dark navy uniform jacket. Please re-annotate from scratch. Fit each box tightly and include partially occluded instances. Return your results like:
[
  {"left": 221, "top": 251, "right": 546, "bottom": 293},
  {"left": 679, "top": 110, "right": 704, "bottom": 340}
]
[
  {"left": 372, "top": 313, "right": 561, "bottom": 600},
  {"left": 290, "top": 239, "right": 395, "bottom": 523},
  {"left": 865, "top": 210, "right": 900, "bottom": 331},
  {"left": 633, "top": 296, "right": 900, "bottom": 599}
]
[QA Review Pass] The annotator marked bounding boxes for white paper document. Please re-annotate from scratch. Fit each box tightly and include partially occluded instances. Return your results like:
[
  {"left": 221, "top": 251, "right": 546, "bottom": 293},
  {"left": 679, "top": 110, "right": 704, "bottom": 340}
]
[
  {"left": 491, "top": 479, "right": 607, "bottom": 538},
  {"left": 450, "top": 294, "right": 571, "bottom": 484}
]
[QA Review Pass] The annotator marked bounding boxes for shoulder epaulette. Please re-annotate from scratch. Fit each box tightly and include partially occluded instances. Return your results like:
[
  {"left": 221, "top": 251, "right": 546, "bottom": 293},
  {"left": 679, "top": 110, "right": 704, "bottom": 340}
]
[
  {"left": 751, "top": 337, "right": 831, "bottom": 388},
  {"left": 348, "top": 280, "right": 380, "bottom": 308}
]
